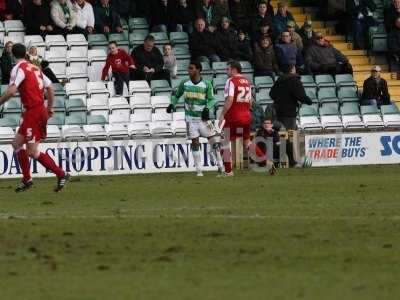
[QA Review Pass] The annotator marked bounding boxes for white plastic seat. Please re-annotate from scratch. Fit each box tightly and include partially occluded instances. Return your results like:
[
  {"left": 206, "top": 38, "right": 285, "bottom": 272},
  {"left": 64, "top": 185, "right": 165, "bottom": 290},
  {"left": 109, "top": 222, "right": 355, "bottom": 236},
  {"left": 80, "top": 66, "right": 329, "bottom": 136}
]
[
  {"left": 108, "top": 97, "right": 130, "bottom": 118},
  {"left": 88, "top": 49, "right": 107, "bottom": 65},
  {"left": 87, "top": 97, "right": 109, "bottom": 119},
  {"left": 45, "top": 35, "right": 68, "bottom": 55},
  {"left": 171, "top": 120, "right": 187, "bottom": 135},
  {"left": 362, "top": 114, "right": 385, "bottom": 128},
  {"left": 128, "top": 122, "right": 150, "bottom": 136},
  {"left": 66, "top": 34, "right": 88, "bottom": 54},
  {"left": 66, "top": 65, "right": 88, "bottom": 86},
  {"left": 83, "top": 124, "right": 107, "bottom": 140},
  {"left": 173, "top": 111, "right": 185, "bottom": 121},
  {"left": 131, "top": 109, "right": 152, "bottom": 122},
  {"left": 383, "top": 114, "right": 400, "bottom": 127},
  {"left": 88, "top": 65, "right": 103, "bottom": 82},
  {"left": 151, "top": 95, "right": 170, "bottom": 110},
  {"left": 0, "top": 127, "right": 14, "bottom": 142},
  {"left": 129, "top": 94, "right": 151, "bottom": 109},
  {"left": 4, "top": 20, "right": 24, "bottom": 35},
  {"left": 299, "top": 116, "right": 323, "bottom": 131},
  {"left": 129, "top": 80, "right": 151, "bottom": 94},
  {"left": 61, "top": 125, "right": 87, "bottom": 140},
  {"left": 105, "top": 124, "right": 129, "bottom": 139},
  {"left": 108, "top": 113, "right": 130, "bottom": 124},
  {"left": 46, "top": 125, "right": 61, "bottom": 141},
  {"left": 4, "top": 35, "right": 24, "bottom": 45},
  {"left": 150, "top": 112, "right": 173, "bottom": 136},
  {"left": 342, "top": 115, "right": 365, "bottom": 129},
  {"left": 87, "top": 81, "right": 109, "bottom": 98},
  {"left": 67, "top": 49, "right": 88, "bottom": 67},
  {"left": 65, "top": 81, "right": 87, "bottom": 101},
  {"left": 320, "top": 115, "right": 343, "bottom": 130}
]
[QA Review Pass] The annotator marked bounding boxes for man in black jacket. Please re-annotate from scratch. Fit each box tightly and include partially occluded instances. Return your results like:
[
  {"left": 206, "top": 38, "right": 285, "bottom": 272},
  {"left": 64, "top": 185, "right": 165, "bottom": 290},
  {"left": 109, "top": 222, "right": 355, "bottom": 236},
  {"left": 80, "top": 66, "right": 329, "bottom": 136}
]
[
  {"left": 131, "top": 35, "right": 170, "bottom": 83},
  {"left": 269, "top": 64, "right": 312, "bottom": 130},
  {"left": 215, "top": 17, "right": 240, "bottom": 61},
  {"left": 189, "top": 18, "right": 221, "bottom": 64},
  {"left": 94, "top": 0, "right": 123, "bottom": 34},
  {"left": 24, "top": 0, "right": 55, "bottom": 37},
  {"left": 361, "top": 65, "right": 391, "bottom": 106}
]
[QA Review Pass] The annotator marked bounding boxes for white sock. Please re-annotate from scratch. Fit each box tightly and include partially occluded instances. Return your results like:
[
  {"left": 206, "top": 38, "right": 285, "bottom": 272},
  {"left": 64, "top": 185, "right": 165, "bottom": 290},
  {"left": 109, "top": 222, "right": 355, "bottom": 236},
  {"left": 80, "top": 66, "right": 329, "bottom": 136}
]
[
  {"left": 213, "top": 149, "right": 224, "bottom": 171},
  {"left": 192, "top": 149, "right": 201, "bottom": 172}
]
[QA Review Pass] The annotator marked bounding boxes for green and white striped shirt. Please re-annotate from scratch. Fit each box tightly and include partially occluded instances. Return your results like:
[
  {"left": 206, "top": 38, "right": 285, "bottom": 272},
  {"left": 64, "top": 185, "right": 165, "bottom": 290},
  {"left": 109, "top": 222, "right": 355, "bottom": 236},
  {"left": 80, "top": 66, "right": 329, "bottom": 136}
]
[{"left": 171, "top": 78, "right": 216, "bottom": 121}]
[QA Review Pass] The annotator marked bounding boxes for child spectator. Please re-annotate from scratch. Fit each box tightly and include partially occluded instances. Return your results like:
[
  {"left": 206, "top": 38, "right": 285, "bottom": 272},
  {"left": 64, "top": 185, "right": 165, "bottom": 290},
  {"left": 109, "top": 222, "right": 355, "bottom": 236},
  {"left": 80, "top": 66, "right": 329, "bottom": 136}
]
[
  {"left": 237, "top": 29, "right": 253, "bottom": 62},
  {"left": 163, "top": 44, "right": 178, "bottom": 79}
]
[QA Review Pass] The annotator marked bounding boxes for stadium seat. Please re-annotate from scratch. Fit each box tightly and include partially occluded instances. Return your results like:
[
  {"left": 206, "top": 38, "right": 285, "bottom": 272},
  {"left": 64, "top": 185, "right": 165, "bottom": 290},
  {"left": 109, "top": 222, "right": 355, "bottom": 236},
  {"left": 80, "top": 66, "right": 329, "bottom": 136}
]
[
  {"left": 4, "top": 20, "right": 25, "bottom": 35},
  {"left": 214, "top": 93, "right": 225, "bottom": 105},
  {"left": 173, "top": 111, "right": 185, "bottom": 121},
  {"left": 88, "top": 65, "right": 104, "bottom": 82},
  {"left": 129, "top": 31, "right": 148, "bottom": 47},
  {"left": 318, "top": 89, "right": 338, "bottom": 103},
  {"left": 129, "top": 18, "right": 149, "bottom": 31},
  {"left": 87, "top": 98, "right": 109, "bottom": 120},
  {"left": 129, "top": 80, "right": 151, "bottom": 94},
  {"left": 177, "top": 59, "right": 190, "bottom": 76},
  {"left": 88, "top": 49, "right": 107, "bottom": 68},
  {"left": 0, "top": 116, "right": 19, "bottom": 128},
  {"left": 24, "top": 35, "right": 46, "bottom": 57},
  {"left": 45, "top": 35, "right": 68, "bottom": 55},
  {"left": 299, "top": 105, "right": 322, "bottom": 131},
  {"left": 62, "top": 125, "right": 87, "bottom": 140},
  {"left": 46, "top": 49, "right": 67, "bottom": 79},
  {"left": 0, "top": 22, "right": 5, "bottom": 43},
  {"left": 0, "top": 126, "right": 14, "bottom": 142},
  {"left": 212, "top": 62, "right": 228, "bottom": 76},
  {"left": 338, "top": 88, "right": 359, "bottom": 103},
  {"left": 83, "top": 124, "right": 107, "bottom": 140},
  {"left": 151, "top": 79, "right": 171, "bottom": 95},
  {"left": 108, "top": 97, "right": 131, "bottom": 119},
  {"left": 48, "top": 114, "right": 65, "bottom": 126},
  {"left": 46, "top": 125, "right": 61, "bottom": 141},
  {"left": 105, "top": 123, "right": 129, "bottom": 139},
  {"left": 150, "top": 112, "right": 173, "bottom": 136},
  {"left": 52, "top": 96, "right": 66, "bottom": 113},
  {"left": 254, "top": 76, "right": 274, "bottom": 90},
  {"left": 65, "top": 82, "right": 87, "bottom": 101},
  {"left": 65, "top": 98, "right": 87, "bottom": 118},
  {"left": 171, "top": 120, "right": 187, "bottom": 135},
  {"left": 380, "top": 104, "right": 400, "bottom": 127},
  {"left": 128, "top": 111, "right": 151, "bottom": 136},
  {"left": 256, "top": 89, "right": 273, "bottom": 104},
  {"left": 66, "top": 34, "right": 88, "bottom": 54},
  {"left": 200, "top": 61, "right": 214, "bottom": 78},
  {"left": 130, "top": 94, "right": 152, "bottom": 109},
  {"left": 87, "top": 81, "right": 109, "bottom": 102},
  {"left": 305, "top": 88, "right": 318, "bottom": 104},
  {"left": 88, "top": 34, "right": 108, "bottom": 50},
  {"left": 52, "top": 83, "right": 66, "bottom": 96},
  {"left": 4, "top": 35, "right": 23, "bottom": 45},
  {"left": 171, "top": 78, "right": 182, "bottom": 92},
  {"left": 335, "top": 74, "right": 356, "bottom": 88},
  {"left": 213, "top": 76, "right": 228, "bottom": 94},
  {"left": 170, "top": 32, "right": 189, "bottom": 45},
  {"left": 2, "top": 97, "right": 21, "bottom": 115},
  {"left": 315, "top": 74, "right": 336, "bottom": 89},
  {"left": 173, "top": 46, "right": 191, "bottom": 60},
  {"left": 150, "top": 32, "right": 169, "bottom": 45},
  {"left": 87, "top": 114, "right": 108, "bottom": 125},
  {"left": 239, "top": 61, "right": 254, "bottom": 82},
  {"left": 151, "top": 95, "right": 171, "bottom": 112},
  {"left": 361, "top": 105, "right": 385, "bottom": 128},
  {"left": 66, "top": 66, "right": 88, "bottom": 86},
  {"left": 319, "top": 106, "right": 343, "bottom": 129},
  {"left": 67, "top": 50, "right": 88, "bottom": 69},
  {"left": 300, "top": 75, "right": 317, "bottom": 88},
  {"left": 108, "top": 33, "right": 129, "bottom": 52},
  {"left": 65, "top": 114, "right": 87, "bottom": 125}
]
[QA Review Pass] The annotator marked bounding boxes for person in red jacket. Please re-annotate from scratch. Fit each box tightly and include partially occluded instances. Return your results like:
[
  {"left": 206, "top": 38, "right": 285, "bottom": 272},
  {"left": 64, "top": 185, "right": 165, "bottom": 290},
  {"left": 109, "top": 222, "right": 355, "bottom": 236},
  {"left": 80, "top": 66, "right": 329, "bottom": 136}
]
[{"left": 101, "top": 41, "right": 136, "bottom": 96}]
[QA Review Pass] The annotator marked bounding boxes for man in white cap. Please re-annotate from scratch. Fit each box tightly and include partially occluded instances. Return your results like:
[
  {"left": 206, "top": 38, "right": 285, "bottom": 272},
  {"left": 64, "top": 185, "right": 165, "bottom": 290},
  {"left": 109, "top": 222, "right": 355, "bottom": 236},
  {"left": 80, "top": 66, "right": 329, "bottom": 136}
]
[{"left": 361, "top": 65, "right": 391, "bottom": 106}]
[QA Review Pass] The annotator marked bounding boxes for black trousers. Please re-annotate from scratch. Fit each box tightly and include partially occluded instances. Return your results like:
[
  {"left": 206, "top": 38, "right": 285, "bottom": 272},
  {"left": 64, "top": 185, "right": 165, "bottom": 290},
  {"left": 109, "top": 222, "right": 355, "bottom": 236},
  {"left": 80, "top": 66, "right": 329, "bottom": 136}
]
[
  {"left": 277, "top": 117, "right": 298, "bottom": 167},
  {"left": 113, "top": 72, "right": 130, "bottom": 95},
  {"left": 131, "top": 69, "right": 170, "bottom": 84}
]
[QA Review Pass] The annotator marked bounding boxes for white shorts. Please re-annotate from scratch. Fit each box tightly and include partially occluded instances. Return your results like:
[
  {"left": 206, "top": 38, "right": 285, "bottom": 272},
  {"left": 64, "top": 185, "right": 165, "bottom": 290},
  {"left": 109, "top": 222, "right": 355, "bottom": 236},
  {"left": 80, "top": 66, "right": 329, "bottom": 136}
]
[{"left": 187, "top": 121, "right": 212, "bottom": 139}]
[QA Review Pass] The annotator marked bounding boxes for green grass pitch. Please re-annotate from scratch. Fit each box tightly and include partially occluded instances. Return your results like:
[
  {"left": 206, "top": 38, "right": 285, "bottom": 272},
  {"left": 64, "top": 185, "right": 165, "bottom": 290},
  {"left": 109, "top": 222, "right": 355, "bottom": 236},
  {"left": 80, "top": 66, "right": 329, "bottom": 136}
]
[{"left": 1, "top": 165, "right": 400, "bottom": 300}]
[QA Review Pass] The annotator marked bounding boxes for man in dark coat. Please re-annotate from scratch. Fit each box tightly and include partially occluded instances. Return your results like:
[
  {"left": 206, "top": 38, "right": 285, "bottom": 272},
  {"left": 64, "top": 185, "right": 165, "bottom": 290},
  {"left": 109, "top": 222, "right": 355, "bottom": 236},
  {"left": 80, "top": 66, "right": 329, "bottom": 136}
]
[
  {"left": 253, "top": 36, "right": 279, "bottom": 76},
  {"left": 24, "top": 0, "right": 55, "bottom": 36},
  {"left": 361, "top": 65, "right": 391, "bottom": 106},
  {"left": 305, "top": 32, "right": 353, "bottom": 75},
  {"left": 269, "top": 64, "right": 312, "bottom": 130},
  {"left": 275, "top": 31, "right": 304, "bottom": 73},
  {"left": 189, "top": 18, "right": 220, "bottom": 64},
  {"left": 384, "top": 0, "right": 400, "bottom": 33},
  {"left": 131, "top": 35, "right": 170, "bottom": 83},
  {"left": 94, "top": 0, "right": 123, "bottom": 34},
  {"left": 388, "top": 17, "right": 400, "bottom": 61},
  {"left": 250, "top": 0, "right": 274, "bottom": 42},
  {"left": 214, "top": 17, "right": 240, "bottom": 61}
]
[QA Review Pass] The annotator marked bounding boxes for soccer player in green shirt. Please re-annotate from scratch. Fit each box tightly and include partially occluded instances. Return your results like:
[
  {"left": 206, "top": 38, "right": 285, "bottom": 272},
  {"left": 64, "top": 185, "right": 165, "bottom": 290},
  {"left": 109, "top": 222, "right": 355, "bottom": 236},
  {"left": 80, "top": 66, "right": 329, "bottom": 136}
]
[{"left": 167, "top": 61, "right": 224, "bottom": 176}]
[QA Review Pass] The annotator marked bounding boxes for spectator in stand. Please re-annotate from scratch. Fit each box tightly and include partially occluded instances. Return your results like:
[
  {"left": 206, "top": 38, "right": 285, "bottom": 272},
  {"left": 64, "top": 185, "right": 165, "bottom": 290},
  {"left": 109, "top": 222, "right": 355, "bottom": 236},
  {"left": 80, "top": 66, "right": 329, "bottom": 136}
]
[
  {"left": 50, "top": 0, "right": 83, "bottom": 35},
  {"left": 94, "top": 0, "right": 123, "bottom": 35},
  {"left": 172, "top": 0, "right": 195, "bottom": 33},
  {"left": 150, "top": 0, "right": 172, "bottom": 32},
  {"left": 275, "top": 31, "right": 304, "bottom": 73},
  {"left": 215, "top": 17, "right": 240, "bottom": 61},
  {"left": 388, "top": 17, "right": 400, "bottom": 61},
  {"left": 298, "top": 20, "right": 316, "bottom": 51},
  {"left": 361, "top": 65, "right": 391, "bottom": 106},
  {"left": 346, "top": 0, "right": 377, "bottom": 50},
  {"left": 5, "top": 0, "right": 23, "bottom": 20},
  {"left": 0, "top": 41, "right": 15, "bottom": 84},
  {"left": 163, "top": 43, "right": 178, "bottom": 79},
  {"left": 253, "top": 36, "right": 279, "bottom": 76},
  {"left": 305, "top": 32, "right": 353, "bottom": 75},
  {"left": 112, "top": 0, "right": 135, "bottom": 20},
  {"left": 286, "top": 20, "right": 303, "bottom": 51},
  {"left": 237, "top": 29, "right": 253, "bottom": 61},
  {"left": 131, "top": 35, "right": 170, "bottom": 82},
  {"left": 229, "top": 0, "right": 250, "bottom": 31},
  {"left": 213, "top": 0, "right": 231, "bottom": 26},
  {"left": 253, "top": 19, "right": 274, "bottom": 45},
  {"left": 24, "top": 0, "right": 54, "bottom": 37},
  {"left": 102, "top": 41, "right": 136, "bottom": 95},
  {"left": 196, "top": 0, "right": 216, "bottom": 32},
  {"left": 41, "top": 60, "right": 60, "bottom": 83},
  {"left": 27, "top": 46, "right": 43, "bottom": 67},
  {"left": 384, "top": 0, "right": 400, "bottom": 33},
  {"left": 189, "top": 18, "right": 220, "bottom": 64},
  {"left": 250, "top": 1, "right": 274, "bottom": 42},
  {"left": 73, "top": 0, "right": 95, "bottom": 35},
  {"left": 273, "top": 1, "right": 296, "bottom": 37}
]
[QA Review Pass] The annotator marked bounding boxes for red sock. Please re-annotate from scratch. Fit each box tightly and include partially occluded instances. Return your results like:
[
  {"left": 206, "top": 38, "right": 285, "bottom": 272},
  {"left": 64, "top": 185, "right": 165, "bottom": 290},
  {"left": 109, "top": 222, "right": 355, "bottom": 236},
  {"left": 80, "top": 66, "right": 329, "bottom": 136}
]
[
  {"left": 16, "top": 149, "right": 31, "bottom": 182},
  {"left": 37, "top": 152, "right": 65, "bottom": 179},
  {"left": 221, "top": 148, "right": 232, "bottom": 173}
]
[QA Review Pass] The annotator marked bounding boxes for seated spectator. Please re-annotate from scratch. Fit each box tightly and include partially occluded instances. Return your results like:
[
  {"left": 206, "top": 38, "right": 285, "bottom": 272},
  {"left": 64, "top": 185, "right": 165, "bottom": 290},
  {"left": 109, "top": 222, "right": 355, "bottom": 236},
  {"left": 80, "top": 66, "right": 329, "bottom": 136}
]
[
  {"left": 5, "top": 0, "right": 23, "bottom": 20},
  {"left": 250, "top": 1, "right": 274, "bottom": 42},
  {"left": 275, "top": 31, "right": 305, "bottom": 73},
  {"left": 196, "top": 0, "right": 216, "bottom": 32},
  {"left": 189, "top": 18, "right": 220, "bottom": 64},
  {"left": 230, "top": 0, "right": 250, "bottom": 31},
  {"left": 150, "top": 0, "right": 172, "bottom": 33},
  {"left": 0, "top": 41, "right": 14, "bottom": 84},
  {"left": 384, "top": 0, "right": 400, "bottom": 33},
  {"left": 24, "top": 0, "right": 54, "bottom": 37},
  {"left": 113, "top": 0, "right": 135, "bottom": 20},
  {"left": 41, "top": 60, "right": 61, "bottom": 83},
  {"left": 253, "top": 19, "right": 274, "bottom": 46},
  {"left": 73, "top": 0, "right": 95, "bottom": 35},
  {"left": 237, "top": 29, "right": 253, "bottom": 61},
  {"left": 286, "top": 20, "right": 303, "bottom": 51},
  {"left": 131, "top": 35, "right": 170, "bottom": 83},
  {"left": 163, "top": 44, "right": 178, "bottom": 79},
  {"left": 27, "top": 46, "right": 43, "bottom": 67},
  {"left": 253, "top": 37, "right": 279, "bottom": 76},
  {"left": 305, "top": 32, "right": 353, "bottom": 75},
  {"left": 102, "top": 41, "right": 136, "bottom": 95},
  {"left": 298, "top": 20, "right": 316, "bottom": 51},
  {"left": 50, "top": 0, "right": 83, "bottom": 35},
  {"left": 361, "top": 65, "right": 391, "bottom": 106},
  {"left": 255, "top": 118, "right": 281, "bottom": 167},
  {"left": 273, "top": 1, "right": 296, "bottom": 37},
  {"left": 388, "top": 17, "right": 400, "bottom": 61},
  {"left": 346, "top": 0, "right": 377, "bottom": 50},
  {"left": 213, "top": 0, "right": 231, "bottom": 26},
  {"left": 172, "top": 0, "right": 195, "bottom": 33},
  {"left": 215, "top": 17, "right": 240, "bottom": 61},
  {"left": 94, "top": 0, "right": 123, "bottom": 35}
]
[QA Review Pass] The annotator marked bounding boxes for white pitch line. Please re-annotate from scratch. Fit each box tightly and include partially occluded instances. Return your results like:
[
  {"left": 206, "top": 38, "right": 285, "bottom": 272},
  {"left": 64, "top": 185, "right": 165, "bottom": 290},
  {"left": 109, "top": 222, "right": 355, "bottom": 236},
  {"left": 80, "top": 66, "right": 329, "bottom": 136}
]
[{"left": 1, "top": 213, "right": 400, "bottom": 221}]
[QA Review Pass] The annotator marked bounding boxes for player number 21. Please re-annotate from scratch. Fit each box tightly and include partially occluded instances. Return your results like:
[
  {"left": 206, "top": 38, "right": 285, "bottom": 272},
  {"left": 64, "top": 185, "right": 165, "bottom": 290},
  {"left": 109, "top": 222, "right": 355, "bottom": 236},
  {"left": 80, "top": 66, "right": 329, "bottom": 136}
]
[{"left": 237, "top": 86, "right": 251, "bottom": 103}]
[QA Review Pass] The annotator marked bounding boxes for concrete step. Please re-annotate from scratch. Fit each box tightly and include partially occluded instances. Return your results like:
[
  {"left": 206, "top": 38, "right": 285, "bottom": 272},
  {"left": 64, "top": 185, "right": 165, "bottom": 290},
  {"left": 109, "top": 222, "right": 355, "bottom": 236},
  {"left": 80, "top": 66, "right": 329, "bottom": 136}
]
[
  {"left": 354, "top": 72, "right": 396, "bottom": 82},
  {"left": 325, "top": 35, "right": 346, "bottom": 42},
  {"left": 342, "top": 50, "right": 367, "bottom": 56},
  {"left": 353, "top": 64, "right": 388, "bottom": 72},
  {"left": 332, "top": 42, "right": 353, "bottom": 51},
  {"left": 349, "top": 57, "right": 373, "bottom": 65}
]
